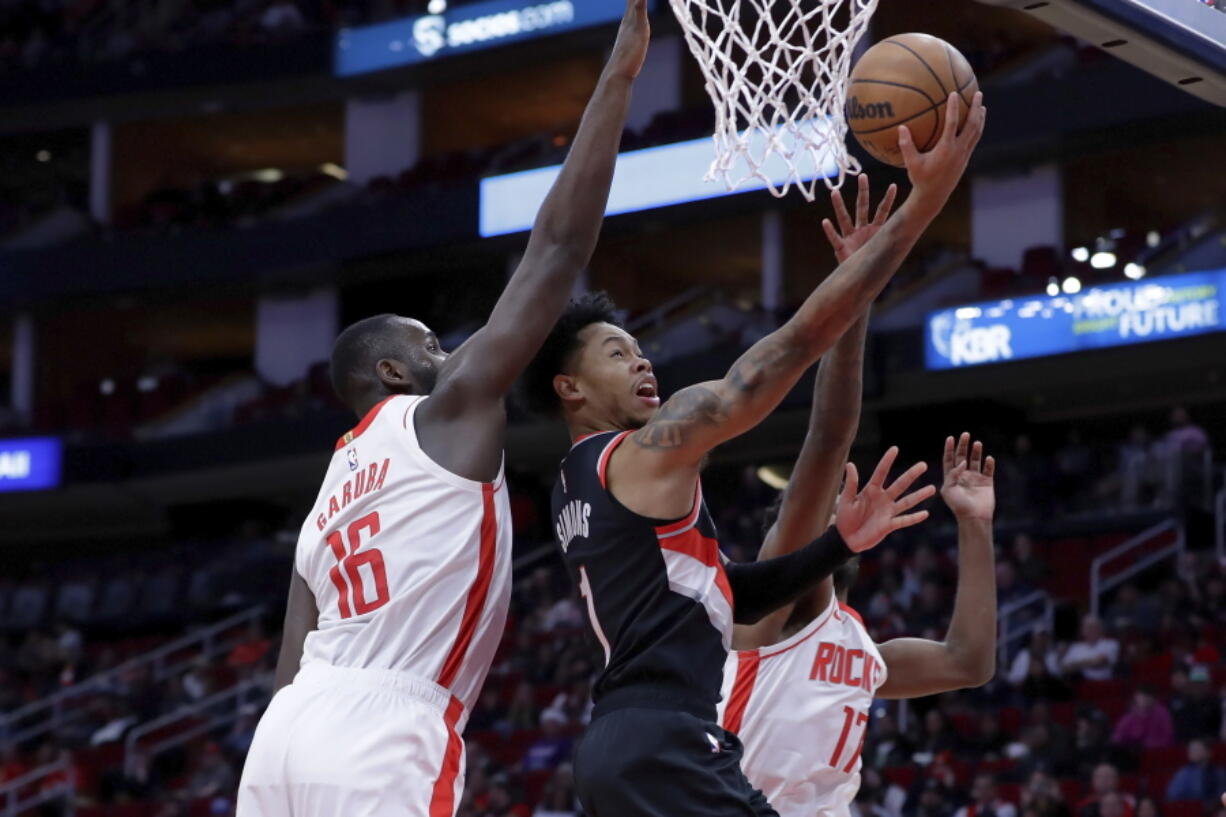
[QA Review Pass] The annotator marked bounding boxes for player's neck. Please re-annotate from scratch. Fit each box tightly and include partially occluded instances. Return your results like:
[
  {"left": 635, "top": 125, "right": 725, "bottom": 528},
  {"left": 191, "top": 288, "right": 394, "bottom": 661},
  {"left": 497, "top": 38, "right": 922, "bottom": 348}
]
[{"left": 565, "top": 413, "right": 628, "bottom": 443}]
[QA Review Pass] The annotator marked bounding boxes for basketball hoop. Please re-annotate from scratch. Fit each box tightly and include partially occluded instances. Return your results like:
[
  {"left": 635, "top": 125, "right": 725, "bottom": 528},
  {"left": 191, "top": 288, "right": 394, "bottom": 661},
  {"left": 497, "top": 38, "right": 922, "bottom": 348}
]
[{"left": 668, "top": 0, "right": 878, "bottom": 201}]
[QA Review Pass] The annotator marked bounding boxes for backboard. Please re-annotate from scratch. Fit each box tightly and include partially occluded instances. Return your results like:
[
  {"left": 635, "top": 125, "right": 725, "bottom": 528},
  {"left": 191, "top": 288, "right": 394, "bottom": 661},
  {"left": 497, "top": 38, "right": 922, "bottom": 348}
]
[{"left": 978, "top": 0, "right": 1226, "bottom": 106}]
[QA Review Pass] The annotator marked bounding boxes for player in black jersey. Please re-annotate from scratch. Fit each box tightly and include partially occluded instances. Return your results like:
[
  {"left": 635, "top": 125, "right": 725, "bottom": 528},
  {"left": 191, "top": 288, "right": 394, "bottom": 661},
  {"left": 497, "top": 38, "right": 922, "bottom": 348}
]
[{"left": 521, "top": 94, "right": 986, "bottom": 817}]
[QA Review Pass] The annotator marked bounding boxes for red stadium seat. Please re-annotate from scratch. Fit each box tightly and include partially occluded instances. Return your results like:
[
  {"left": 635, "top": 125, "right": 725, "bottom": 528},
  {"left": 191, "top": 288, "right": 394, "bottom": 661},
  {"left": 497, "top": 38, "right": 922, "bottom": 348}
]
[
  {"left": 1164, "top": 801, "right": 1205, "bottom": 817},
  {"left": 1058, "top": 778, "right": 1082, "bottom": 806},
  {"left": 884, "top": 766, "right": 917, "bottom": 789},
  {"left": 998, "top": 783, "right": 1022, "bottom": 804}
]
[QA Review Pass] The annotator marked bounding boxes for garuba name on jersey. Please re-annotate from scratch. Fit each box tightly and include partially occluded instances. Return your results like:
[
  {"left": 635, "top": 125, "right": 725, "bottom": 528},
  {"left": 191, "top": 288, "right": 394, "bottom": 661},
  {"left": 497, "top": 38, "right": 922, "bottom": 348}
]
[
  {"left": 294, "top": 394, "right": 513, "bottom": 723},
  {"left": 717, "top": 595, "right": 887, "bottom": 817}
]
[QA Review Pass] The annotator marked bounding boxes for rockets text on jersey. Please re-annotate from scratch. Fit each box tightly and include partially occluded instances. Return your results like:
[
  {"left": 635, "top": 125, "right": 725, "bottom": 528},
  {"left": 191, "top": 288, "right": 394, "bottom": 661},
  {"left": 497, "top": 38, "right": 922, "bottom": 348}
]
[
  {"left": 294, "top": 394, "right": 513, "bottom": 724},
  {"left": 717, "top": 594, "right": 888, "bottom": 817}
]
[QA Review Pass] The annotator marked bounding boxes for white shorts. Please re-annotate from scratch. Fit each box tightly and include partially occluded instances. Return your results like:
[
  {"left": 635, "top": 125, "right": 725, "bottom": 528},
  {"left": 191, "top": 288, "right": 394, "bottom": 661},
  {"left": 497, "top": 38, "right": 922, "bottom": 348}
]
[{"left": 237, "top": 663, "right": 466, "bottom": 817}]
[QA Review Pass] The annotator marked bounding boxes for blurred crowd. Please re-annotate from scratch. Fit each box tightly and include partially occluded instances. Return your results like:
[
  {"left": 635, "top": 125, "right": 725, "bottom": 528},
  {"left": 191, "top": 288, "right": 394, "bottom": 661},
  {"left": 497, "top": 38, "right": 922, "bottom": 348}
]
[{"left": 0, "top": 409, "right": 1221, "bottom": 817}]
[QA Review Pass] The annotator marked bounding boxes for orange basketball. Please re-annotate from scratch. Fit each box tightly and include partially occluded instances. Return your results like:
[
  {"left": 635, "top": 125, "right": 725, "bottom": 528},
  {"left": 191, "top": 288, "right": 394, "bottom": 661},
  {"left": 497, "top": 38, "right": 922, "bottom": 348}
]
[{"left": 845, "top": 33, "right": 979, "bottom": 168}]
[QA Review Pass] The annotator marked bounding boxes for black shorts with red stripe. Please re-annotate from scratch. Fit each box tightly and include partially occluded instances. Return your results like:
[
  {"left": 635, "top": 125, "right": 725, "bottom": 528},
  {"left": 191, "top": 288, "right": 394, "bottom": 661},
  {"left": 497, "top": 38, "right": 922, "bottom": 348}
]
[{"left": 573, "top": 687, "right": 777, "bottom": 817}]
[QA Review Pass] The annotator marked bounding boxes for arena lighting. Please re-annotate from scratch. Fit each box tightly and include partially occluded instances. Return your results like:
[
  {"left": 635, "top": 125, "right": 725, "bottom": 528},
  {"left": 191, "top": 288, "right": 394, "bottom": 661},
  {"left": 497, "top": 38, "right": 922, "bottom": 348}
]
[
  {"left": 1062, "top": 276, "right": 1082, "bottom": 294},
  {"left": 1146, "top": 230, "right": 1161, "bottom": 247},
  {"left": 428, "top": 0, "right": 447, "bottom": 12},
  {"left": 320, "top": 163, "right": 349, "bottom": 180},
  {"left": 137, "top": 376, "right": 158, "bottom": 393},
  {"left": 35, "top": 149, "right": 50, "bottom": 162},
  {"left": 756, "top": 465, "right": 791, "bottom": 490},
  {"left": 1071, "top": 247, "right": 1090, "bottom": 262},
  {"left": 99, "top": 379, "right": 115, "bottom": 395},
  {"left": 1090, "top": 251, "right": 1117, "bottom": 269},
  {"left": 1046, "top": 279, "right": 1060, "bottom": 296},
  {"left": 480, "top": 119, "right": 839, "bottom": 236},
  {"left": 1124, "top": 262, "right": 1147, "bottom": 280},
  {"left": 252, "top": 169, "right": 285, "bottom": 183}
]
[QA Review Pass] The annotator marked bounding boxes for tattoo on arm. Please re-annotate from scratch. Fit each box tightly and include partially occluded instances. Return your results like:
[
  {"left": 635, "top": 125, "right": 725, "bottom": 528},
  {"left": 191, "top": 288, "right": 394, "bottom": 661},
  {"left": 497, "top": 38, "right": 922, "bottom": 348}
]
[
  {"left": 632, "top": 386, "right": 728, "bottom": 450},
  {"left": 726, "top": 332, "right": 805, "bottom": 395}
]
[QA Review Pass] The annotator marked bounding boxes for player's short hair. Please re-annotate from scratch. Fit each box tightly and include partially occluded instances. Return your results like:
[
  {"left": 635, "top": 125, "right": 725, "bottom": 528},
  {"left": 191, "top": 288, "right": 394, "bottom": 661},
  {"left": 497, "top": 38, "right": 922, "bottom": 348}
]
[
  {"left": 761, "top": 490, "right": 859, "bottom": 595},
  {"left": 330, "top": 313, "right": 401, "bottom": 407},
  {"left": 518, "top": 291, "right": 622, "bottom": 416}
]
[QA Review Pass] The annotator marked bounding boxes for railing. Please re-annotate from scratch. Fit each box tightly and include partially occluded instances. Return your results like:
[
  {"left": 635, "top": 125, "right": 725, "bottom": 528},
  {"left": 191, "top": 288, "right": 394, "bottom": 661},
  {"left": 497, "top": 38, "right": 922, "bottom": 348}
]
[
  {"left": 1090, "top": 520, "right": 1183, "bottom": 618},
  {"left": 997, "top": 590, "right": 1054, "bottom": 667},
  {"left": 1216, "top": 485, "right": 1225, "bottom": 563},
  {"left": 0, "top": 752, "right": 74, "bottom": 817},
  {"left": 2, "top": 606, "right": 265, "bottom": 746},
  {"left": 124, "top": 679, "right": 265, "bottom": 775}
]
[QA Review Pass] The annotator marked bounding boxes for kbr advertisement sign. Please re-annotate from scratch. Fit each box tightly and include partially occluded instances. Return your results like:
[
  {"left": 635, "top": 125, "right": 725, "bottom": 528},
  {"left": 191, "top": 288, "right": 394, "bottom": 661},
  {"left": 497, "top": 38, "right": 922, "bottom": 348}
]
[
  {"left": 925, "top": 268, "right": 1225, "bottom": 369},
  {"left": 0, "top": 437, "right": 62, "bottom": 492}
]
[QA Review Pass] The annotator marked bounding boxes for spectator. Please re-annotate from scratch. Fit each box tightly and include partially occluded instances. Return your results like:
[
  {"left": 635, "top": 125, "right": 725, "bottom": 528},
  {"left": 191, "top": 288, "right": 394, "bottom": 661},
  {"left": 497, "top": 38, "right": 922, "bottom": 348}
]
[
  {"left": 1015, "top": 637, "right": 1073, "bottom": 701},
  {"left": 533, "top": 781, "right": 578, "bottom": 817},
  {"left": 260, "top": 0, "right": 306, "bottom": 35},
  {"left": 187, "top": 743, "right": 235, "bottom": 799},
  {"left": 541, "top": 590, "right": 584, "bottom": 632},
  {"left": 955, "top": 774, "right": 1017, "bottom": 817},
  {"left": 1134, "top": 799, "right": 1159, "bottom": 817},
  {"left": 909, "top": 777, "right": 959, "bottom": 817},
  {"left": 1022, "top": 770, "right": 1072, "bottom": 817},
  {"left": 1061, "top": 616, "right": 1119, "bottom": 681},
  {"left": 505, "top": 680, "right": 538, "bottom": 731},
  {"left": 1105, "top": 585, "right": 1161, "bottom": 634},
  {"left": 90, "top": 696, "right": 139, "bottom": 746},
  {"left": 1111, "top": 686, "right": 1174, "bottom": 749},
  {"left": 1165, "top": 739, "right": 1226, "bottom": 805},
  {"left": 1073, "top": 711, "right": 1114, "bottom": 777},
  {"left": 226, "top": 621, "right": 272, "bottom": 668},
  {"left": 1165, "top": 406, "right": 1210, "bottom": 454},
  {"left": 181, "top": 659, "right": 213, "bottom": 701},
  {"left": 1012, "top": 533, "right": 1049, "bottom": 588},
  {"left": 966, "top": 712, "right": 1008, "bottom": 759},
  {"left": 468, "top": 687, "right": 508, "bottom": 733},
  {"left": 225, "top": 704, "right": 261, "bottom": 756},
  {"left": 1076, "top": 764, "right": 1135, "bottom": 817},
  {"left": 856, "top": 767, "right": 908, "bottom": 817},
  {"left": 917, "top": 710, "right": 961, "bottom": 757},
  {"left": 522, "top": 710, "right": 573, "bottom": 772},
  {"left": 1170, "top": 665, "right": 1223, "bottom": 741}
]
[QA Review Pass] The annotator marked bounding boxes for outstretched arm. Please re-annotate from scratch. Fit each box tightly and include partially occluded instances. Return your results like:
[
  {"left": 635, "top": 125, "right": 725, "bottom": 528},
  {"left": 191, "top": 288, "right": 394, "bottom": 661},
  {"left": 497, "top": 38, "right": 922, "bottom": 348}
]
[
  {"left": 626, "top": 95, "right": 985, "bottom": 477},
  {"left": 273, "top": 568, "right": 318, "bottom": 692},
  {"left": 876, "top": 434, "right": 997, "bottom": 698},
  {"left": 727, "top": 448, "right": 934, "bottom": 625},
  {"left": 426, "top": 0, "right": 648, "bottom": 407},
  {"left": 734, "top": 176, "right": 895, "bottom": 648}
]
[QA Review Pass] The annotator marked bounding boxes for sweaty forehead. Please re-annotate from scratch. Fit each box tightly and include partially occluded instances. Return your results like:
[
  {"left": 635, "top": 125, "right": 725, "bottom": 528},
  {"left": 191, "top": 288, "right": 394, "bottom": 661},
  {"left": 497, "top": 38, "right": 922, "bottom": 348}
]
[{"left": 391, "top": 316, "right": 433, "bottom": 339}]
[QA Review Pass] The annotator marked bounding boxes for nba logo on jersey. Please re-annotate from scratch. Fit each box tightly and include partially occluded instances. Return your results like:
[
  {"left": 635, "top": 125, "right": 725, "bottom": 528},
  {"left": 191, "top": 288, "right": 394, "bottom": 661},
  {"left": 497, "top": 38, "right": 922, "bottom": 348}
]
[{"left": 347, "top": 448, "right": 359, "bottom": 471}]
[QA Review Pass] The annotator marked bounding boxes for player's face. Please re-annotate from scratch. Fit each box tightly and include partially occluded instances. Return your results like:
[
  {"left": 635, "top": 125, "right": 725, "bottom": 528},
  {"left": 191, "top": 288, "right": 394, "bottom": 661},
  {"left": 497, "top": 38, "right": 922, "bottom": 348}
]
[
  {"left": 394, "top": 317, "right": 448, "bottom": 395},
  {"left": 568, "top": 322, "right": 660, "bottom": 428}
]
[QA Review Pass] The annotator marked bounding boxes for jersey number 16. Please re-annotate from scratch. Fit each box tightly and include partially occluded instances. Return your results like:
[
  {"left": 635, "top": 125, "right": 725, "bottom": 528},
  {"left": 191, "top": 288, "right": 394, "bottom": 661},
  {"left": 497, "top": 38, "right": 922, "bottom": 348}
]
[{"left": 325, "top": 511, "right": 391, "bottom": 618}]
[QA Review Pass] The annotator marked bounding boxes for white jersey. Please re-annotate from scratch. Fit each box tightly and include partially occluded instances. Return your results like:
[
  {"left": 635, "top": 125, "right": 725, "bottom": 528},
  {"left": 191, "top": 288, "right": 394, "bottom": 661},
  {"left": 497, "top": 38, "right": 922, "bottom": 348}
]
[
  {"left": 717, "top": 595, "right": 887, "bottom": 817},
  {"left": 294, "top": 394, "right": 513, "bottom": 720}
]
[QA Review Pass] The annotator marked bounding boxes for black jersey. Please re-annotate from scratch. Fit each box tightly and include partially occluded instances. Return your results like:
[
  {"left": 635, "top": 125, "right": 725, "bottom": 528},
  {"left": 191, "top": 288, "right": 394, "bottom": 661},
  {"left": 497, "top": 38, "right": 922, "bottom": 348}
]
[{"left": 551, "top": 430, "right": 734, "bottom": 714}]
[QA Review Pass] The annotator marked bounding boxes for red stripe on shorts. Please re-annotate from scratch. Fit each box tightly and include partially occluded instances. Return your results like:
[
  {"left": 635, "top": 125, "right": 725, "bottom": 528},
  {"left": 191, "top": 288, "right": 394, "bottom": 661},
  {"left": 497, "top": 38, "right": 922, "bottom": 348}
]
[
  {"left": 722, "top": 651, "right": 760, "bottom": 734},
  {"left": 429, "top": 695, "right": 465, "bottom": 817},
  {"left": 436, "top": 482, "right": 498, "bottom": 689}
]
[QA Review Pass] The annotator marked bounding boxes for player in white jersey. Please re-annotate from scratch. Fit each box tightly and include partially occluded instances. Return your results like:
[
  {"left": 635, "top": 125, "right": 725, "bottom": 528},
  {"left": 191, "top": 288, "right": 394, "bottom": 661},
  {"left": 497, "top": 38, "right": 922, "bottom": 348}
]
[
  {"left": 237, "top": 4, "right": 650, "bottom": 815},
  {"left": 718, "top": 175, "right": 999, "bottom": 817}
]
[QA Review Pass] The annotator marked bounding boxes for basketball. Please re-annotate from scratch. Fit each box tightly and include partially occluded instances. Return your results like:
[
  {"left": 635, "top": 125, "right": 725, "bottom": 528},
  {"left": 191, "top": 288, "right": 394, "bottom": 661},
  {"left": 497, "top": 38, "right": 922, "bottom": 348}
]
[{"left": 846, "top": 33, "right": 979, "bottom": 167}]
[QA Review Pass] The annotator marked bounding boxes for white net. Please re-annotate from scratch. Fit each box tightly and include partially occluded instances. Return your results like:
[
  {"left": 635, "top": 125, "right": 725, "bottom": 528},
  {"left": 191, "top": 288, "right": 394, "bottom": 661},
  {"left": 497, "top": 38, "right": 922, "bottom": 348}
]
[{"left": 668, "top": 0, "right": 878, "bottom": 201}]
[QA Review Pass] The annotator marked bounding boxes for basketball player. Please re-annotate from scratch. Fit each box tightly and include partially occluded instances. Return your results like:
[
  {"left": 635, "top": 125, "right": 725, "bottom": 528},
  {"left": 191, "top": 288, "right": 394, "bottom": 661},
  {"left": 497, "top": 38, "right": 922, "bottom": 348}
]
[
  {"left": 235, "top": 4, "right": 650, "bottom": 815},
  {"left": 522, "top": 91, "right": 985, "bottom": 817},
  {"left": 718, "top": 181, "right": 997, "bottom": 817}
]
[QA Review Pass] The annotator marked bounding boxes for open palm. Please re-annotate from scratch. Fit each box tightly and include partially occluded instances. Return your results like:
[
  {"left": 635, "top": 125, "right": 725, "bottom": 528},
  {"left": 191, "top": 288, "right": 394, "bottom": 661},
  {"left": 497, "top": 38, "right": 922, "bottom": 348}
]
[
  {"left": 940, "top": 432, "right": 995, "bottom": 521},
  {"left": 835, "top": 447, "right": 935, "bottom": 553},
  {"left": 822, "top": 173, "right": 898, "bottom": 263}
]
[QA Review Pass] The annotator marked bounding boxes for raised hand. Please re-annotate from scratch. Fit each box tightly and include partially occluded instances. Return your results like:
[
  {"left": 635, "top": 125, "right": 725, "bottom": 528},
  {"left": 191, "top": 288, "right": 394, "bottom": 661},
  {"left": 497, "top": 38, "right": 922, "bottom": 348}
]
[
  {"left": 941, "top": 432, "right": 995, "bottom": 522},
  {"left": 608, "top": 0, "right": 650, "bottom": 80},
  {"left": 835, "top": 446, "right": 936, "bottom": 553},
  {"left": 899, "top": 91, "right": 986, "bottom": 215},
  {"left": 821, "top": 173, "right": 899, "bottom": 263}
]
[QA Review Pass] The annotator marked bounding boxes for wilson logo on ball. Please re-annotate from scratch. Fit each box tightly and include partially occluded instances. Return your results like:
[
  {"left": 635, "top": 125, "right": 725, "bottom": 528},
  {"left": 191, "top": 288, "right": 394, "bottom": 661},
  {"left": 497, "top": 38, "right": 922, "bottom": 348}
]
[{"left": 846, "top": 97, "right": 896, "bottom": 120}]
